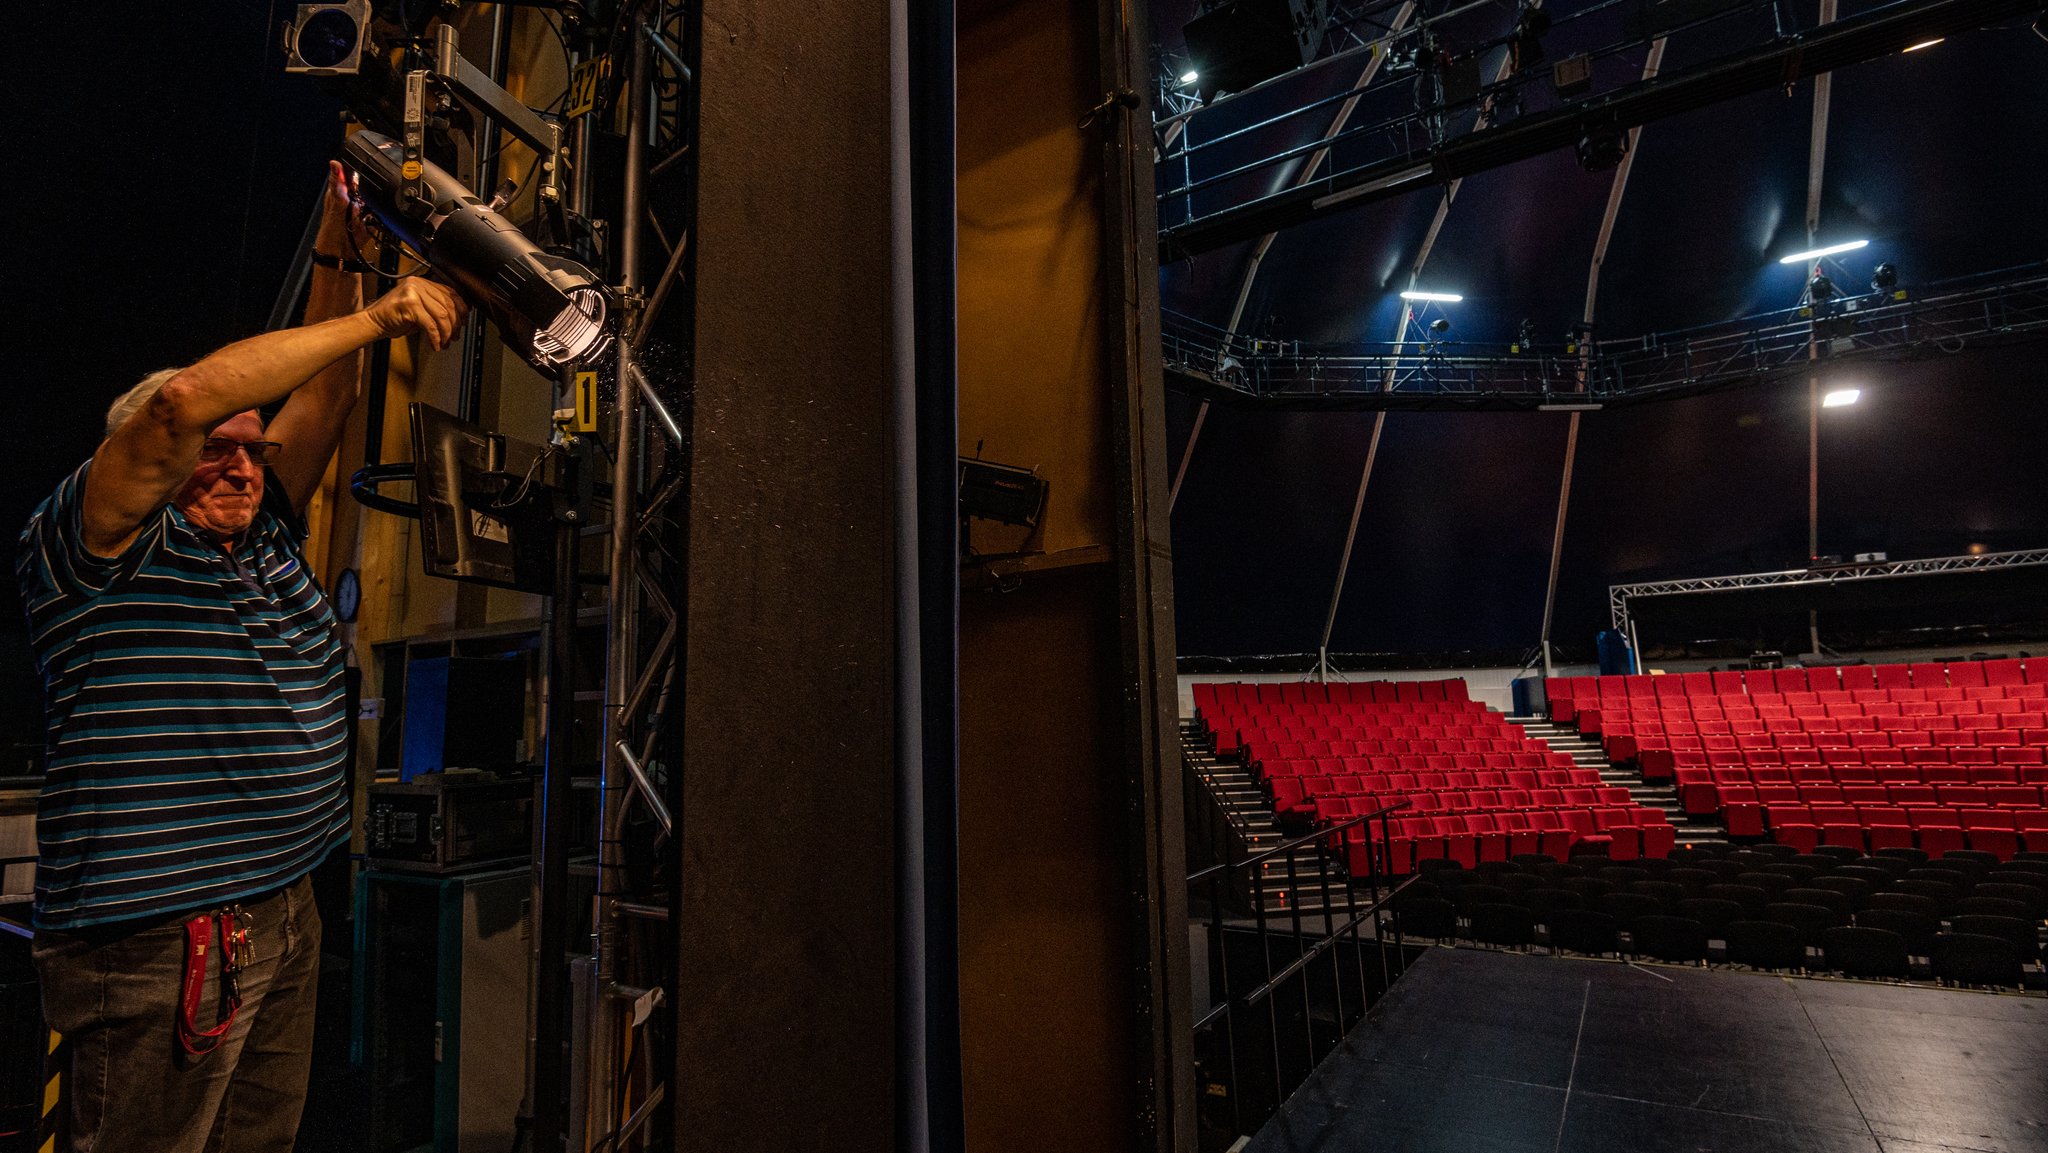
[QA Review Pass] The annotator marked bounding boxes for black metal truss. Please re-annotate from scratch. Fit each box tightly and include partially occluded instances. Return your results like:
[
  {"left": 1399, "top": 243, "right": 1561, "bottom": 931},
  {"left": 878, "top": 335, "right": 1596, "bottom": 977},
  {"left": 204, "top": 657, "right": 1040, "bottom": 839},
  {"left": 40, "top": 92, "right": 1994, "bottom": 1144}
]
[
  {"left": 1157, "top": 0, "right": 2045, "bottom": 260},
  {"left": 1161, "top": 266, "right": 2048, "bottom": 410}
]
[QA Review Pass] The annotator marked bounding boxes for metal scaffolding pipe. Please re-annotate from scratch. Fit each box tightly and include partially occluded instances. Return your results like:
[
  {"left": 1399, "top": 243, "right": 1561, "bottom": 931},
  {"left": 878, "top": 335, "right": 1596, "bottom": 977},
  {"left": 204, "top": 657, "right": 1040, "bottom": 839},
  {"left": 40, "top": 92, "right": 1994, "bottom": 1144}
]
[
  {"left": 586, "top": 33, "right": 650, "bottom": 1152},
  {"left": 1317, "top": 29, "right": 1524, "bottom": 671},
  {"left": 1539, "top": 36, "right": 1664, "bottom": 678}
]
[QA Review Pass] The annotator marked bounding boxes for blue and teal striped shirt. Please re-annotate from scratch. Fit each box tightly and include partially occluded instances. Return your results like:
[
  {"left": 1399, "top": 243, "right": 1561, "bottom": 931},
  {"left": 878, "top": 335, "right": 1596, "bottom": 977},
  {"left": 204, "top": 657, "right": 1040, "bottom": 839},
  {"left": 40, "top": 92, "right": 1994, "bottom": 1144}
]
[{"left": 16, "top": 461, "right": 350, "bottom": 930}]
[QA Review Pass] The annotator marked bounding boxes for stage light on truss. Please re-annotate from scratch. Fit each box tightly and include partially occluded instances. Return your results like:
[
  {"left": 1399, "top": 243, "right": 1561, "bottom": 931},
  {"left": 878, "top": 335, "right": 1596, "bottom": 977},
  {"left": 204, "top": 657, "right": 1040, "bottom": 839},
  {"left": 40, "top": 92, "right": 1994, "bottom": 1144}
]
[
  {"left": 341, "top": 131, "right": 615, "bottom": 375},
  {"left": 1808, "top": 272, "right": 1837, "bottom": 303},
  {"left": 1821, "top": 388, "right": 1861, "bottom": 408},
  {"left": 1399, "top": 290, "right": 1463, "bottom": 302},
  {"left": 1778, "top": 239, "right": 1868, "bottom": 264},
  {"left": 1870, "top": 262, "right": 1898, "bottom": 292},
  {"left": 285, "top": 0, "right": 370, "bottom": 75},
  {"left": 1903, "top": 37, "right": 1943, "bottom": 51},
  {"left": 1179, "top": 70, "right": 1200, "bottom": 84},
  {"left": 1428, "top": 317, "right": 1451, "bottom": 335}
]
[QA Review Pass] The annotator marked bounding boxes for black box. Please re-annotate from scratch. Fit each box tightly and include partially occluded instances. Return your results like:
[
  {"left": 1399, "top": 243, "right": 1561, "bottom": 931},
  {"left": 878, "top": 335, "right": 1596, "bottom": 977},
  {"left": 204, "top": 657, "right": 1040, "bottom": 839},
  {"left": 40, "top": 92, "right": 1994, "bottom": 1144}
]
[{"left": 366, "top": 772, "right": 533, "bottom": 872}]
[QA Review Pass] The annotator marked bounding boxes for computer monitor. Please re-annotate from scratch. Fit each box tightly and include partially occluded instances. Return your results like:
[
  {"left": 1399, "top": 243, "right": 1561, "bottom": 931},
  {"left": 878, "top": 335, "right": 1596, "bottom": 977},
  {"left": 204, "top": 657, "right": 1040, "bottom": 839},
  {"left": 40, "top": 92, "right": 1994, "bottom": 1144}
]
[{"left": 410, "top": 403, "right": 560, "bottom": 593}]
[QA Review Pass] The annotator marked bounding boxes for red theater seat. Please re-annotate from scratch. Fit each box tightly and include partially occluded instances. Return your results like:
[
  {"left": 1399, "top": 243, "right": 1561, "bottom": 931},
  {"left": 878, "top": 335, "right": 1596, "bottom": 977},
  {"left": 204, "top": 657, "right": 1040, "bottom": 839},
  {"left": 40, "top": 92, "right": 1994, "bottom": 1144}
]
[
  {"left": 1862, "top": 806, "right": 1914, "bottom": 851},
  {"left": 1908, "top": 808, "right": 1965, "bottom": 857},
  {"left": 1960, "top": 808, "right": 2019, "bottom": 861}
]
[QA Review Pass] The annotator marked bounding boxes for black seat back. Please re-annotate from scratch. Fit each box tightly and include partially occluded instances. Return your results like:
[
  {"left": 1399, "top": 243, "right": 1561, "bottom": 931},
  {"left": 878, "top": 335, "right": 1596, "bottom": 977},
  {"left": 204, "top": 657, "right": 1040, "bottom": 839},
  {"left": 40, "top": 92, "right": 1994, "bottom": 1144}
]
[
  {"left": 1725, "top": 920, "right": 1805, "bottom": 970},
  {"left": 1821, "top": 926, "right": 1908, "bottom": 979},
  {"left": 1631, "top": 915, "right": 1708, "bottom": 964},
  {"left": 1932, "top": 933, "right": 2024, "bottom": 989}
]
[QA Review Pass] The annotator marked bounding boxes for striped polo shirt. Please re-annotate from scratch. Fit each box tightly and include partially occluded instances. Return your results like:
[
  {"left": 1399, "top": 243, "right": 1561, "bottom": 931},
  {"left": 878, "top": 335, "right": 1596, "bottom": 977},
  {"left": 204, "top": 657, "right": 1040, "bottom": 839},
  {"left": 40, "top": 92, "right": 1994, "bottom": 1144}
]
[{"left": 16, "top": 461, "right": 350, "bottom": 930}]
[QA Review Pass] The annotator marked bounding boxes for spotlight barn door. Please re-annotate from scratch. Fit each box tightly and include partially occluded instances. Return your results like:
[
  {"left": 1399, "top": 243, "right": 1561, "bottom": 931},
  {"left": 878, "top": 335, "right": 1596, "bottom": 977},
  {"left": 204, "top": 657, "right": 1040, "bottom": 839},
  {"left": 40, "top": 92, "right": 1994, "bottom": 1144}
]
[{"left": 957, "top": 0, "right": 1193, "bottom": 1148}]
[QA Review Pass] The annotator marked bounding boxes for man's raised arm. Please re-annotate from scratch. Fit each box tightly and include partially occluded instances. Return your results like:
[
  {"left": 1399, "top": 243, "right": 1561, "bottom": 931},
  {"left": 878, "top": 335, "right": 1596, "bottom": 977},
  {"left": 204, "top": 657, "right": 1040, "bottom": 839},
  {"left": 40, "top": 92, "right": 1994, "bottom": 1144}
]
[{"left": 81, "top": 275, "right": 465, "bottom": 558}]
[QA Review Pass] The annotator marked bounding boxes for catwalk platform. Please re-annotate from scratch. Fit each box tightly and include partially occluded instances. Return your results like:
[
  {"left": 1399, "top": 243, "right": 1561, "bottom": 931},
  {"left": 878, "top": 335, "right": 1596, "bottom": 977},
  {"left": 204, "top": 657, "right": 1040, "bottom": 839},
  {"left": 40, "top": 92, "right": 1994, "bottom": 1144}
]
[{"left": 1248, "top": 946, "right": 2046, "bottom": 1153}]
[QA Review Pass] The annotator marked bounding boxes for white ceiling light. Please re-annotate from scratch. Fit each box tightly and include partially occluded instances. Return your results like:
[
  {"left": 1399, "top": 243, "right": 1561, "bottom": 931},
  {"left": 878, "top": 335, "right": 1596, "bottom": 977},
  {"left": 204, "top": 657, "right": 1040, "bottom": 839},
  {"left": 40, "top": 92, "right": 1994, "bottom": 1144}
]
[
  {"left": 1778, "top": 239, "right": 1870, "bottom": 264},
  {"left": 1179, "top": 70, "right": 1200, "bottom": 84},
  {"left": 1822, "top": 389, "right": 1861, "bottom": 408},
  {"left": 1399, "top": 290, "right": 1463, "bottom": 302},
  {"left": 1903, "top": 38, "right": 1943, "bottom": 51}
]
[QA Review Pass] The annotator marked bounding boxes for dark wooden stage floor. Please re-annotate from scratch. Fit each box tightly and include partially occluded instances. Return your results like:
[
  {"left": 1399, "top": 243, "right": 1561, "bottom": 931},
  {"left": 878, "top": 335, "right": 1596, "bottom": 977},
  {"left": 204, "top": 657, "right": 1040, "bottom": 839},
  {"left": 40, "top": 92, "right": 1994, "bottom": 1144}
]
[{"left": 1248, "top": 947, "right": 2046, "bottom": 1153}]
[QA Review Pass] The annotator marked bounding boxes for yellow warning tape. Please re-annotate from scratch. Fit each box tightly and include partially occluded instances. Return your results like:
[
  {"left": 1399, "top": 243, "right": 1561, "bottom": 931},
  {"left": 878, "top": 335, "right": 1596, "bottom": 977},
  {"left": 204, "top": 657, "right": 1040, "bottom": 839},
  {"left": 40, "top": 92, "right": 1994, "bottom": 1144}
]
[{"left": 39, "top": 1028, "right": 62, "bottom": 1153}]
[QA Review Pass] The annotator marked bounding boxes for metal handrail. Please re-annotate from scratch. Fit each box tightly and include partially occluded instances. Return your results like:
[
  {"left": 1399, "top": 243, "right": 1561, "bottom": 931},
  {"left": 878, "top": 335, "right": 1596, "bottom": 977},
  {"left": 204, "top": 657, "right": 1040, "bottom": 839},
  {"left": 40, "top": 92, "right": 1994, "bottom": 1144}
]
[
  {"left": 1185, "top": 756, "right": 1419, "bottom": 1140},
  {"left": 1188, "top": 801, "right": 1407, "bottom": 887}
]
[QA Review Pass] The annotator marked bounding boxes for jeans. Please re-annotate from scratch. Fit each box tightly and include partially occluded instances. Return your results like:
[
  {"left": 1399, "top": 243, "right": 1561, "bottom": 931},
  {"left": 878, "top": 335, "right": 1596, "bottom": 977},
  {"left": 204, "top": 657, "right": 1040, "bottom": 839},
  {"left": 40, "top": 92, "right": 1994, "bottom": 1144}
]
[{"left": 32, "top": 873, "right": 322, "bottom": 1153}]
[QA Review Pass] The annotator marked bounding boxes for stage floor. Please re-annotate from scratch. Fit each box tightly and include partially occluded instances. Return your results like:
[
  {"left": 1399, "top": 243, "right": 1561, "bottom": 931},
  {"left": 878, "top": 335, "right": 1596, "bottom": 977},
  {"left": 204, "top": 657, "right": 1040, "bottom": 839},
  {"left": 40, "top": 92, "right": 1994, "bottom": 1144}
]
[{"left": 1248, "top": 947, "right": 2047, "bottom": 1153}]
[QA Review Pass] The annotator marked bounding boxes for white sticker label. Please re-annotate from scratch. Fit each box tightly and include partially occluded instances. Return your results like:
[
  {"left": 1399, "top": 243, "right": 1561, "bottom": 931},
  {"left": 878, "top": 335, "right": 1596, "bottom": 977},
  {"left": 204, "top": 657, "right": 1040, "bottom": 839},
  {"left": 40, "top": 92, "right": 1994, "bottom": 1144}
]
[{"left": 471, "top": 510, "right": 510, "bottom": 544}]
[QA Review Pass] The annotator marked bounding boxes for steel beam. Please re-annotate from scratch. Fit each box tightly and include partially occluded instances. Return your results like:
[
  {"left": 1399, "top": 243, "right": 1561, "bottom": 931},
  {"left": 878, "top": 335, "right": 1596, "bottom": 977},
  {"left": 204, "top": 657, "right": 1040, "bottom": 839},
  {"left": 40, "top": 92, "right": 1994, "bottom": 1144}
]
[{"left": 1159, "top": 0, "right": 2041, "bottom": 259}]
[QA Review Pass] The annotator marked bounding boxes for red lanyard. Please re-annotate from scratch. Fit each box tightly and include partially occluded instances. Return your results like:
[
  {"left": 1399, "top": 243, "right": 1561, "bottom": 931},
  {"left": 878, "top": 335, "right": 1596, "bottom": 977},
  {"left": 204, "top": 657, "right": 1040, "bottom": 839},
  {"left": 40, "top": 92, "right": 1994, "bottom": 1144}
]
[{"left": 178, "top": 906, "right": 253, "bottom": 1058}]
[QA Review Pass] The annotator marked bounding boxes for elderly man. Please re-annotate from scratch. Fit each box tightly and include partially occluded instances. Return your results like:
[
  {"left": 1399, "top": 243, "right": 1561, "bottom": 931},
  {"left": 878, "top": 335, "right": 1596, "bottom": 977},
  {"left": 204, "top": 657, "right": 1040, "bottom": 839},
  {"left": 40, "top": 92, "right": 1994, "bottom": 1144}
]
[{"left": 16, "top": 162, "right": 465, "bottom": 1152}]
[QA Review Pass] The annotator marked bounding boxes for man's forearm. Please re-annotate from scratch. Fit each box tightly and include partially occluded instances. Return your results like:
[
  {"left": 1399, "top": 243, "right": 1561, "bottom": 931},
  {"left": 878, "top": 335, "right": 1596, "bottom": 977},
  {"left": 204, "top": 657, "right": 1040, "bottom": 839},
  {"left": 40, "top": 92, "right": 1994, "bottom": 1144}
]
[{"left": 159, "top": 311, "right": 384, "bottom": 433}]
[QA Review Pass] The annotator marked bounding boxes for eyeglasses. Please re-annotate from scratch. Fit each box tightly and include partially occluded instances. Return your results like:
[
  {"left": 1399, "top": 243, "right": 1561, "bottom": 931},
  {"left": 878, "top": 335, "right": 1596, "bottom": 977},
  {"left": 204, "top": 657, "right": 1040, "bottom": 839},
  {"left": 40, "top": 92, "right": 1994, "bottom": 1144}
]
[{"left": 198, "top": 438, "right": 284, "bottom": 465}]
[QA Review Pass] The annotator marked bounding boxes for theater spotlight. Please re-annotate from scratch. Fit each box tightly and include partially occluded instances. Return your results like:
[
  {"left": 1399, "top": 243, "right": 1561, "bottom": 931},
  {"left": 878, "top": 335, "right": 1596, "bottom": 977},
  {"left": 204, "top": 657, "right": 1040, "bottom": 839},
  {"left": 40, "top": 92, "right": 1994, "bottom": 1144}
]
[
  {"left": 1574, "top": 126, "right": 1628, "bottom": 172},
  {"left": 285, "top": 0, "right": 370, "bottom": 75},
  {"left": 1429, "top": 318, "right": 1451, "bottom": 335},
  {"left": 1808, "top": 272, "right": 1837, "bottom": 303},
  {"left": 1870, "top": 262, "right": 1898, "bottom": 292},
  {"left": 341, "top": 130, "right": 614, "bottom": 375}
]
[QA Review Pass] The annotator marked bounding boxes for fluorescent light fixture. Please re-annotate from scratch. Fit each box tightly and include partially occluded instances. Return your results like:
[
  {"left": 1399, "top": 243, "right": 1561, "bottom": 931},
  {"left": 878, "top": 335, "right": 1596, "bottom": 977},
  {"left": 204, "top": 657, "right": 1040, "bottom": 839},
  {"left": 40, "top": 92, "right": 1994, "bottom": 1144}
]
[
  {"left": 1778, "top": 239, "right": 1869, "bottom": 264},
  {"left": 1538, "top": 403, "right": 1604, "bottom": 412},
  {"left": 1179, "top": 70, "right": 1200, "bottom": 84},
  {"left": 1822, "top": 388, "right": 1861, "bottom": 407},
  {"left": 1903, "top": 37, "right": 1942, "bottom": 51},
  {"left": 1399, "top": 290, "right": 1463, "bottom": 302}
]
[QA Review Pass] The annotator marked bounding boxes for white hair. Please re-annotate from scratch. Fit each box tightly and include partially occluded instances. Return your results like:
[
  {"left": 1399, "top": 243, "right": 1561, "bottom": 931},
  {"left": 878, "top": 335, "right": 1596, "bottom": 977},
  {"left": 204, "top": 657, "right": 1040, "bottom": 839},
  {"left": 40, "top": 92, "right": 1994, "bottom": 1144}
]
[{"left": 104, "top": 368, "right": 185, "bottom": 439}]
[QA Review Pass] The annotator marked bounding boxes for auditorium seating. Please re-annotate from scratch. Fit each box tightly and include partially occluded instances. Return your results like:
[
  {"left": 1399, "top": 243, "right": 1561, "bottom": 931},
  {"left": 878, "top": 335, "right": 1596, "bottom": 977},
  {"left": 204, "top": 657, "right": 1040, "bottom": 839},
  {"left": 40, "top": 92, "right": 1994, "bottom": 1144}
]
[
  {"left": 1542, "top": 660, "right": 2048, "bottom": 860},
  {"left": 1396, "top": 847, "right": 2044, "bottom": 989},
  {"left": 1190, "top": 679, "right": 1679, "bottom": 876}
]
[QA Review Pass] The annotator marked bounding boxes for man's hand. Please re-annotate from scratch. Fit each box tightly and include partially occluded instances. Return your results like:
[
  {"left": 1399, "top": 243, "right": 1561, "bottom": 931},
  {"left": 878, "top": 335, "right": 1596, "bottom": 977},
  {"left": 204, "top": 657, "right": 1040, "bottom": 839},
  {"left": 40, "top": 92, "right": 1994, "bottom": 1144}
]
[
  {"left": 318, "top": 159, "right": 375, "bottom": 260},
  {"left": 365, "top": 279, "right": 469, "bottom": 351}
]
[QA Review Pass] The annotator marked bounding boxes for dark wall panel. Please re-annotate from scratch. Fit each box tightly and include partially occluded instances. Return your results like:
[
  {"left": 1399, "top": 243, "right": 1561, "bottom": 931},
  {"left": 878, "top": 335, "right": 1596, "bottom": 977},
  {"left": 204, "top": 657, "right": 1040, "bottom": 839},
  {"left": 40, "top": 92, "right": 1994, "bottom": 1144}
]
[{"left": 676, "top": 0, "right": 897, "bottom": 1146}]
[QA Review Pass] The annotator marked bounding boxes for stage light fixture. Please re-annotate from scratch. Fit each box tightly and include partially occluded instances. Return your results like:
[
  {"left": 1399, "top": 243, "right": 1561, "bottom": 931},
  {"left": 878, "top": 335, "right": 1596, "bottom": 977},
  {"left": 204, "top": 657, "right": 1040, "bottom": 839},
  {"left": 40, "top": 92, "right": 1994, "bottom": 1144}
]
[
  {"left": 1574, "top": 126, "right": 1629, "bottom": 172},
  {"left": 285, "top": 0, "right": 370, "bottom": 75},
  {"left": 341, "top": 130, "right": 614, "bottom": 376},
  {"left": 1870, "top": 262, "right": 1898, "bottom": 292},
  {"left": 1510, "top": 5, "right": 1552, "bottom": 71},
  {"left": 1181, "top": 0, "right": 1331, "bottom": 102},
  {"left": 1429, "top": 318, "right": 1451, "bottom": 334},
  {"left": 1400, "top": 290, "right": 1463, "bottom": 302},
  {"left": 1778, "top": 239, "right": 1868, "bottom": 264},
  {"left": 1808, "top": 272, "right": 1837, "bottom": 302},
  {"left": 1822, "top": 388, "right": 1860, "bottom": 407},
  {"left": 1180, "top": 70, "right": 1200, "bottom": 84}
]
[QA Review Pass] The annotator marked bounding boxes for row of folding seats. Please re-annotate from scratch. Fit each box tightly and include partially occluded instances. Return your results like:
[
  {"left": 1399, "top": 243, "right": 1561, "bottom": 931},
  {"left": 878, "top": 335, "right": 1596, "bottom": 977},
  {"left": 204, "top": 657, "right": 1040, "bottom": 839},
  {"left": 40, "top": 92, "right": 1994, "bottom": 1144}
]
[
  {"left": 1638, "top": 720, "right": 2048, "bottom": 757},
  {"left": 1237, "top": 729, "right": 1520, "bottom": 750},
  {"left": 1255, "top": 755, "right": 1588, "bottom": 780},
  {"left": 1755, "top": 803, "right": 2048, "bottom": 858},
  {"left": 1353, "top": 808, "right": 1677, "bottom": 875},
  {"left": 1302, "top": 785, "right": 1637, "bottom": 820},
  {"left": 1675, "top": 765, "right": 2048, "bottom": 815},
  {"left": 1194, "top": 679, "right": 1473, "bottom": 707},
  {"left": 1681, "top": 780, "right": 2047, "bottom": 815},
  {"left": 1592, "top": 688, "right": 2048, "bottom": 720},
  {"left": 1213, "top": 722, "right": 1507, "bottom": 753},
  {"left": 1661, "top": 744, "right": 2048, "bottom": 775},
  {"left": 1206, "top": 704, "right": 1493, "bottom": 726},
  {"left": 1193, "top": 679, "right": 1473, "bottom": 709},
  {"left": 1544, "top": 659, "right": 2048, "bottom": 721},
  {"left": 1245, "top": 740, "right": 1553, "bottom": 763}
]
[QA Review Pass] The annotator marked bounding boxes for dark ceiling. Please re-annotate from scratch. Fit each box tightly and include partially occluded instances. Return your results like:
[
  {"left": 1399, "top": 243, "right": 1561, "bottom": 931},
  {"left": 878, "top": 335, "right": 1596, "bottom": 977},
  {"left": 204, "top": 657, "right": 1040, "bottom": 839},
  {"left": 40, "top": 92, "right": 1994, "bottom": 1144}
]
[{"left": 1152, "top": 0, "right": 2048, "bottom": 662}]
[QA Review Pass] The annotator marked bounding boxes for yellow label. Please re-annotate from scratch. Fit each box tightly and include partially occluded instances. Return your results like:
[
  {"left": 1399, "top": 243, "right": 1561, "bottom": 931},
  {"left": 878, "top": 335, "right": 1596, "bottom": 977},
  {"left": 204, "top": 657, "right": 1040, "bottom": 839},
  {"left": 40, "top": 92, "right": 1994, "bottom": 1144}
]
[
  {"left": 400, "top": 160, "right": 423, "bottom": 180},
  {"left": 568, "top": 58, "right": 609, "bottom": 120},
  {"left": 574, "top": 371, "right": 599, "bottom": 432}
]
